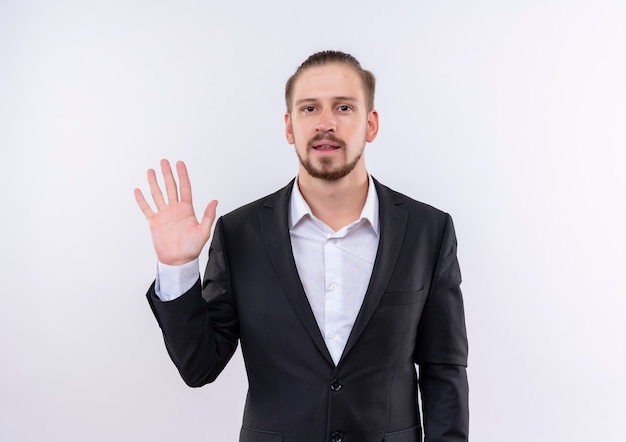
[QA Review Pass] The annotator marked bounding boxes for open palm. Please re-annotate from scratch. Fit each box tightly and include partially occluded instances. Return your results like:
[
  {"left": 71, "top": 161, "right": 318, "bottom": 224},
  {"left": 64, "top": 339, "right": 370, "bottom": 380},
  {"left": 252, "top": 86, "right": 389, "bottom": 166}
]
[{"left": 134, "top": 159, "right": 217, "bottom": 266}]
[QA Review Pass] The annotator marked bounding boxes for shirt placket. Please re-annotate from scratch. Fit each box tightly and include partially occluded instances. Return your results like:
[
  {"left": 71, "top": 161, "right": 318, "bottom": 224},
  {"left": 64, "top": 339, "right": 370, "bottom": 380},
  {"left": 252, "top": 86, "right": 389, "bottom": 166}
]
[{"left": 324, "top": 235, "right": 343, "bottom": 364}]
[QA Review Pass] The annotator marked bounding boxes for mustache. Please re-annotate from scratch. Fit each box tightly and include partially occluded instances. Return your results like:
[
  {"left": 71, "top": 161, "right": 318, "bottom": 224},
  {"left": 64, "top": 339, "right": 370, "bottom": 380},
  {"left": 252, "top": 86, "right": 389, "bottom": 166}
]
[{"left": 307, "top": 132, "right": 346, "bottom": 149}]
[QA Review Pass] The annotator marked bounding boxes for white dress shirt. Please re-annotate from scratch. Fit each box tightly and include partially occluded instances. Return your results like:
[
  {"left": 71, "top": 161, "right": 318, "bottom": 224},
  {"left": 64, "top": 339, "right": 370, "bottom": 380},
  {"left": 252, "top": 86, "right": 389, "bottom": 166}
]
[
  {"left": 155, "top": 176, "right": 380, "bottom": 365},
  {"left": 288, "top": 176, "right": 379, "bottom": 364}
]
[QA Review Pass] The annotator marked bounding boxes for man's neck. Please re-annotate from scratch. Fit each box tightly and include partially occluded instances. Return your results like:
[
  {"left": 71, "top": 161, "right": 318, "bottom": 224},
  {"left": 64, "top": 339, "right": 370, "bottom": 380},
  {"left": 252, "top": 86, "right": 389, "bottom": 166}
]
[{"left": 297, "top": 169, "right": 369, "bottom": 232}]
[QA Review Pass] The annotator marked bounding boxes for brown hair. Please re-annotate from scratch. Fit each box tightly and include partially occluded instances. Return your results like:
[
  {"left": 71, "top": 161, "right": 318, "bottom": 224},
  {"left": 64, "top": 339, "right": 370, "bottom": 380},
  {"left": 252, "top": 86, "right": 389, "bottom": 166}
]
[{"left": 285, "top": 50, "right": 376, "bottom": 113}]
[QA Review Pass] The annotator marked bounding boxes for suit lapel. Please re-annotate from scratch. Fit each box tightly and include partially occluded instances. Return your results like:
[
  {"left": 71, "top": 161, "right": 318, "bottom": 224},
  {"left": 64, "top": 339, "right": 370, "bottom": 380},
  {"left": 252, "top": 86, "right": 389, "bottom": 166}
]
[
  {"left": 339, "top": 178, "right": 408, "bottom": 364},
  {"left": 259, "top": 181, "right": 334, "bottom": 366}
]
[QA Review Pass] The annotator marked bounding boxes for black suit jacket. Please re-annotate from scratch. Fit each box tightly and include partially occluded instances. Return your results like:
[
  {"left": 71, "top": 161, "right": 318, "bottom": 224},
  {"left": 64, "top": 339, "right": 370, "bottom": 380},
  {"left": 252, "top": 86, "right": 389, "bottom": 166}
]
[{"left": 147, "top": 178, "right": 469, "bottom": 442}]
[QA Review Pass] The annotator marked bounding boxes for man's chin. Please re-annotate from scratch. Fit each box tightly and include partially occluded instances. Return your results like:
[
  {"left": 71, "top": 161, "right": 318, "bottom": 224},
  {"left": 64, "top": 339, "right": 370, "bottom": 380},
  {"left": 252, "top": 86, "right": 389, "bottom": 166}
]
[
  {"left": 302, "top": 164, "right": 354, "bottom": 181},
  {"left": 297, "top": 151, "right": 362, "bottom": 182}
]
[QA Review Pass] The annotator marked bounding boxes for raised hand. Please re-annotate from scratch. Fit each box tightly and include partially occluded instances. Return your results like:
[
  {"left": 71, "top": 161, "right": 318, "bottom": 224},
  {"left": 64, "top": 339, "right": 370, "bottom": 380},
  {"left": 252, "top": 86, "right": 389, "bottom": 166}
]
[{"left": 134, "top": 159, "right": 217, "bottom": 266}]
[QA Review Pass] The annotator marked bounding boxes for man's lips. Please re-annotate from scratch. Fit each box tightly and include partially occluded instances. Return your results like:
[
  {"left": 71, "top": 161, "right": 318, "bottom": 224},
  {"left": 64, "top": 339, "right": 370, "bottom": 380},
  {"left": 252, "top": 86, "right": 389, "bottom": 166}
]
[
  {"left": 308, "top": 133, "right": 345, "bottom": 151},
  {"left": 313, "top": 142, "right": 340, "bottom": 150}
]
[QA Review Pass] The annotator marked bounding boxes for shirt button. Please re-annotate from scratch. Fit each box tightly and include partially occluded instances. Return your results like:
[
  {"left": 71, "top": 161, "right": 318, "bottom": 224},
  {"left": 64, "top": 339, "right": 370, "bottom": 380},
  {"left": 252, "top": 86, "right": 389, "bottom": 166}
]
[
  {"left": 330, "top": 379, "right": 342, "bottom": 391},
  {"left": 328, "top": 331, "right": 336, "bottom": 340},
  {"left": 330, "top": 431, "right": 344, "bottom": 442},
  {"left": 329, "top": 283, "right": 337, "bottom": 291}
]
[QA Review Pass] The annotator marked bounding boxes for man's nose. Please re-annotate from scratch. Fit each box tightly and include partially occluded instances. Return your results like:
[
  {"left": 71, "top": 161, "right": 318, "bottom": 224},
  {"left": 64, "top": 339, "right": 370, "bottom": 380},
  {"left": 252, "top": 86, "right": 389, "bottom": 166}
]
[{"left": 316, "top": 108, "right": 336, "bottom": 132}]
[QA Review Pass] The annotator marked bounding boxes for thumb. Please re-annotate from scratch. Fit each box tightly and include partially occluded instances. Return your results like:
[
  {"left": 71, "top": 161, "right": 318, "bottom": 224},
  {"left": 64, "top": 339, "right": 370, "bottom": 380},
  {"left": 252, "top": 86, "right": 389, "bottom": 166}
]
[{"left": 200, "top": 200, "right": 219, "bottom": 236}]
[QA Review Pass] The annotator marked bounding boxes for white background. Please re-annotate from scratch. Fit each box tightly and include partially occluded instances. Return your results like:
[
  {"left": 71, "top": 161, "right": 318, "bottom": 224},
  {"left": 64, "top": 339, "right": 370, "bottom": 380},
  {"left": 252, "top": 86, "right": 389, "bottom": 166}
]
[{"left": 1, "top": 1, "right": 625, "bottom": 441}]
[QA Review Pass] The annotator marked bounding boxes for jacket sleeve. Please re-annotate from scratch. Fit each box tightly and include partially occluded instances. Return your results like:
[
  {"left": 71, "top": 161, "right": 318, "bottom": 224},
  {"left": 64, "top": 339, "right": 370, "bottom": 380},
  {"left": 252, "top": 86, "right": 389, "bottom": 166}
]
[
  {"left": 414, "top": 214, "right": 469, "bottom": 441},
  {"left": 146, "top": 217, "right": 239, "bottom": 387}
]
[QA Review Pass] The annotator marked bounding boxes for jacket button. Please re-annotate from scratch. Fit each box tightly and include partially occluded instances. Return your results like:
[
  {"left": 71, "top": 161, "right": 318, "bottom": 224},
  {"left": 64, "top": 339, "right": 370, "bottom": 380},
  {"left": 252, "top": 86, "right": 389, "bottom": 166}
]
[
  {"left": 330, "top": 379, "right": 342, "bottom": 391},
  {"left": 330, "top": 431, "right": 344, "bottom": 442}
]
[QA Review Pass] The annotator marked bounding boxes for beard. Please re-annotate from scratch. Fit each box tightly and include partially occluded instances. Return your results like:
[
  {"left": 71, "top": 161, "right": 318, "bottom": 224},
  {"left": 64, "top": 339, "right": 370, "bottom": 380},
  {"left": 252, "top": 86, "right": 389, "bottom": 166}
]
[{"left": 296, "top": 132, "right": 363, "bottom": 181}]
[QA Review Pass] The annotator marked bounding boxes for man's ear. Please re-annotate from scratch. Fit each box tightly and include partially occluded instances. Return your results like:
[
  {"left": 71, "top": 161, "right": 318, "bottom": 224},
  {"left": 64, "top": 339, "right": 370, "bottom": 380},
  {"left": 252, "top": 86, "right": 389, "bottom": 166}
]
[
  {"left": 366, "top": 110, "right": 379, "bottom": 143},
  {"left": 285, "top": 113, "right": 295, "bottom": 144}
]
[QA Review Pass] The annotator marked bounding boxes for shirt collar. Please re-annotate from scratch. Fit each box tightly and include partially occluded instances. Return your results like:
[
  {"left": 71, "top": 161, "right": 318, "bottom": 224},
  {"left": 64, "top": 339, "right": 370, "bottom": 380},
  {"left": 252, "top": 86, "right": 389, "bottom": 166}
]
[{"left": 288, "top": 175, "right": 380, "bottom": 235}]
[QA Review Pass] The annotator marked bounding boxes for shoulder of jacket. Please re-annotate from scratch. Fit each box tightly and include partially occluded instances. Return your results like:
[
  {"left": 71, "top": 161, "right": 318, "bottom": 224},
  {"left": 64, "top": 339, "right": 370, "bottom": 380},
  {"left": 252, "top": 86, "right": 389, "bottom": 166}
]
[
  {"left": 373, "top": 177, "right": 449, "bottom": 221},
  {"left": 220, "top": 180, "right": 293, "bottom": 223}
]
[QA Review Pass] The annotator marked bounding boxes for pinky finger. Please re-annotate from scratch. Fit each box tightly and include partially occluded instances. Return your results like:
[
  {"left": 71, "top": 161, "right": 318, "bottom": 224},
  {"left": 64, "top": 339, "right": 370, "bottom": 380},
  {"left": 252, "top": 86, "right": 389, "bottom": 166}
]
[{"left": 134, "top": 188, "right": 155, "bottom": 219}]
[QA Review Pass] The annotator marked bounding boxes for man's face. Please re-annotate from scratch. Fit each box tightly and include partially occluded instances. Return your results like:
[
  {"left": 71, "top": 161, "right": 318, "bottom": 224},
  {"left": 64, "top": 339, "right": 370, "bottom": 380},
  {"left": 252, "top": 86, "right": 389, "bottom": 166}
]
[{"left": 285, "top": 63, "right": 379, "bottom": 182}]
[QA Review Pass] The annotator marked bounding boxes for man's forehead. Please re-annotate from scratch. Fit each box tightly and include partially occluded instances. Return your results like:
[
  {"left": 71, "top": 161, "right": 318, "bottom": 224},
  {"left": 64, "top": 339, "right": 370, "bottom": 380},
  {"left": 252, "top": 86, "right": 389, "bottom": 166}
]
[{"left": 291, "top": 64, "right": 365, "bottom": 99}]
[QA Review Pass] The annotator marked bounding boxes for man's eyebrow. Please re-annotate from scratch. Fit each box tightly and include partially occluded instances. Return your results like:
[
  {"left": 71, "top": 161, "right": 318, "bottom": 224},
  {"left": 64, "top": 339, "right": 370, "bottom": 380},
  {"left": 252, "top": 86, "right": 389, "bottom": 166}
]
[
  {"left": 295, "top": 96, "right": 359, "bottom": 106},
  {"left": 333, "top": 96, "right": 359, "bottom": 103},
  {"left": 294, "top": 98, "right": 317, "bottom": 107}
]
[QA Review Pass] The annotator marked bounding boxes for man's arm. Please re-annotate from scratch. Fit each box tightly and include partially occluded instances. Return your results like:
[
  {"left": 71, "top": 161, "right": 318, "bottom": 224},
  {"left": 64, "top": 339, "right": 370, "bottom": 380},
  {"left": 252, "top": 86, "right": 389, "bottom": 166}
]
[
  {"left": 136, "top": 159, "right": 238, "bottom": 386},
  {"left": 146, "top": 221, "right": 239, "bottom": 387},
  {"left": 415, "top": 214, "right": 469, "bottom": 442}
]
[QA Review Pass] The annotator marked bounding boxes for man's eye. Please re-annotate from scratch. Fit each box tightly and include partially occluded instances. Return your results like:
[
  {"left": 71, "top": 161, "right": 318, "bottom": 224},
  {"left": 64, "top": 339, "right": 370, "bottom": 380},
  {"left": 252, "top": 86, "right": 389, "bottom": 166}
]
[
  {"left": 303, "top": 106, "right": 316, "bottom": 113},
  {"left": 338, "top": 105, "right": 352, "bottom": 112}
]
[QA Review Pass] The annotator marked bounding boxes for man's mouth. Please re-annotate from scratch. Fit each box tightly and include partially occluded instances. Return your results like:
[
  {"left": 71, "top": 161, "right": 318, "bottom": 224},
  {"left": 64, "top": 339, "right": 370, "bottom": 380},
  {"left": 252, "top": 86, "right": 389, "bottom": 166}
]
[
  {"left": 313, "top": 142, "right": 340, "bottom": 150},
  {"left": 309, "top": 133, "right": 345, "bottom": 151}
]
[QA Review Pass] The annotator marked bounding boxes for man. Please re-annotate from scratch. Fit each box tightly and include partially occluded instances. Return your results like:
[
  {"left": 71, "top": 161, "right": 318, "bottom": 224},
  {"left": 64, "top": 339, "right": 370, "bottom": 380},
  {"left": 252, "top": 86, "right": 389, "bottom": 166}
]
[{"left": 135, "top": 50, "right": 469, "bottom": 442}]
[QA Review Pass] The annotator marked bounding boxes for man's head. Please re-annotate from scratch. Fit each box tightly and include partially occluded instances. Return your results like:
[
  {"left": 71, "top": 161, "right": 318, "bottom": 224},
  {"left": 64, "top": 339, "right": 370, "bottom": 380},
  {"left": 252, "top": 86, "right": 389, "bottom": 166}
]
[
  {"left": 285, "top": 50, "right": 376, "bottom": 114},
  {"left": 284, "top": 51, "right": 379, "bottom": 182}
]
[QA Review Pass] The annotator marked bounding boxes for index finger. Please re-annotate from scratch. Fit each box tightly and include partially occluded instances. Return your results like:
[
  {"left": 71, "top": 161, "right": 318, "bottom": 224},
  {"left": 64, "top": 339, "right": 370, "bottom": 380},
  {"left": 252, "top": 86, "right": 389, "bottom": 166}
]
[{"left": 134, "top": 188, "right": 155, "bottom": 219}]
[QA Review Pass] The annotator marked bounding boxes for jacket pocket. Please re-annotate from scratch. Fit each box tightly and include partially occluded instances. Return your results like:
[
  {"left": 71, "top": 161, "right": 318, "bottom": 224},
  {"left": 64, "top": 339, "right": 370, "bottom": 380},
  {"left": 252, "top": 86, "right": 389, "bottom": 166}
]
[
  {"left": 381, "top": 289, "right": 424, "bottom": 306},
  {"left": 383, "top": 425, "right": 422, "bottom": 441},
  {"left": 240, "top": 426, "right": 284, "bottom": 442}
]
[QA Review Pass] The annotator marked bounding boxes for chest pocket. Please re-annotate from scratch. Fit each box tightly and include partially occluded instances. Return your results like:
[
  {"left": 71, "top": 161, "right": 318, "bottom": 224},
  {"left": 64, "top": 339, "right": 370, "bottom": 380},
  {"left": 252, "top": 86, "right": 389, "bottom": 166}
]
[{"left": 381, "top": 289, "right": 424, "bottom": 306}]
